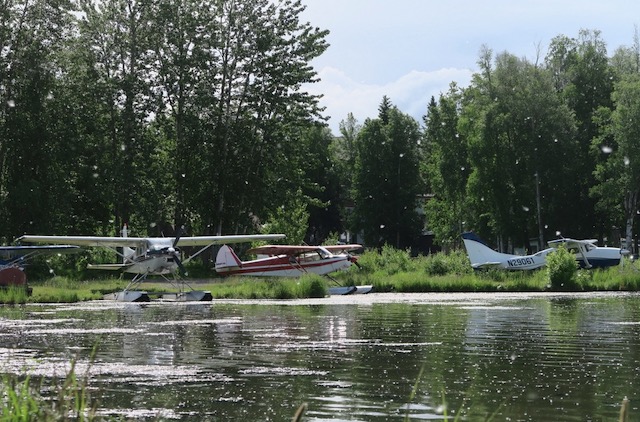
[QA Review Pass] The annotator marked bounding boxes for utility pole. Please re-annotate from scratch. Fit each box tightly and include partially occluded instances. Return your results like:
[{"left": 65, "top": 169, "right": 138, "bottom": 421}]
[{"left": 535, "top": 172, "right": 544, "bottom": 249}]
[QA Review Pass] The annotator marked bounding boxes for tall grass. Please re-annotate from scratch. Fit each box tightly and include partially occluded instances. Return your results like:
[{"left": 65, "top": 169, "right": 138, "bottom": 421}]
[
  {"left": 1, "top": 358, "right": 99, "bottom": 421},
  {"left": 203, "top": 274, "right": 327, "bottom": 299},
  {"left": 0, "top": 286, "right": 31, "bottom": 305}
]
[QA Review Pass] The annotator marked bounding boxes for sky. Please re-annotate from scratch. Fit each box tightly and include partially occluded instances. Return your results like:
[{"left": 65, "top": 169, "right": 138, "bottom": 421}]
[{"left": 299, "top": 0, "right": 640, "bottom": 134}]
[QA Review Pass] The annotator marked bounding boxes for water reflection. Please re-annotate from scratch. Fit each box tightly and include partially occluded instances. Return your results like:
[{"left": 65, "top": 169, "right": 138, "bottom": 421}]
[{"left": 0, "top": 293, "right": 639, "bottom": 420}]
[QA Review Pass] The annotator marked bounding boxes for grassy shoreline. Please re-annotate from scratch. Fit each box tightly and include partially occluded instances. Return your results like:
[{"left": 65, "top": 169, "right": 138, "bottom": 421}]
[{"left": 4, "top": 247, "right": 640, "bottom": 304}]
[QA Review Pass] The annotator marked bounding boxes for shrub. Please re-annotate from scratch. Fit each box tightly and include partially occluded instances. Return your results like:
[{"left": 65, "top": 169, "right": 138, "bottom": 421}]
[
  {"left": 356, "top": 245, "right": 413, "bottom": 275},
  {"left": 546, "top": 245, "right": 580, "bottom": 290},
  {"left": 418, "top": 250, "right": 473, "bottom": 276},
  {"left": 420, "top": 253, "right": 449, "bottom": 276},
  {"left": 296, "top": 274, "right": 327, "bottom": 298}
]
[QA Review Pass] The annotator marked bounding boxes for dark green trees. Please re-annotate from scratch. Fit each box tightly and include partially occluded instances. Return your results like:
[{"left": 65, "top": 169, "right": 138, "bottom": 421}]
[
  {"left": 422, "top": 33, "right": 626, "bottom": 253},
  {"left": 0, "top": 0, "right": 330, "bottom": 240},
  {"left": 422, "top": 84, "right": 468, "bottom": 249},
  {"left": 351, "top": 97, "right": 424, "bottom": 248}
]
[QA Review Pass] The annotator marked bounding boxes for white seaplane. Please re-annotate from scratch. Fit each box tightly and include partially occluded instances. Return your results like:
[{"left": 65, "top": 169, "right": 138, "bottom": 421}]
[
  {"left": 17, "top": 226, "right": 285, "bottom": 302},
  {"left": 462, "top": 232, "right": 628, "bottom": 270},
  {"left": 0, "top": 245, "right": 80, "bottom": 293},
  {"left": 215, "top": 244, "right": 372, "bottom": 294}
]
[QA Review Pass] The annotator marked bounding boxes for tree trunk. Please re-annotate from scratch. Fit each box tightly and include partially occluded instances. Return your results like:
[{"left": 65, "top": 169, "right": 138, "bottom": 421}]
[{"left": 624, "top": 190, "right": 638, "bottom": 255}]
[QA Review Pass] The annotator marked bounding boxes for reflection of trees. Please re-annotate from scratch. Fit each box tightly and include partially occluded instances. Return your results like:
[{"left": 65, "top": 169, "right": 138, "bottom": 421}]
[
  {"left": 447, "top": 297, "right": 640, "bottom": 420},
  {"left": 7, "top": 297, "right": 640, "bottom": 420}
]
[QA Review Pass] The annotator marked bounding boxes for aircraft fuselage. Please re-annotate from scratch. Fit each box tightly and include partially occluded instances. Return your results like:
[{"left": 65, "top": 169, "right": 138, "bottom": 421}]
[{"left": 124, "top": 254, "right": 177, "bottom": 275}]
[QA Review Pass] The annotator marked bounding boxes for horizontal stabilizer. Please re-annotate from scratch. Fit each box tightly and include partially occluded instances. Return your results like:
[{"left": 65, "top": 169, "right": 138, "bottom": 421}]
[
  {"left": 87, "top": 263, "right": 129, "bottom": 271},
  {"left": 471, "top": 262, "right": 502, "bottom": 268}
]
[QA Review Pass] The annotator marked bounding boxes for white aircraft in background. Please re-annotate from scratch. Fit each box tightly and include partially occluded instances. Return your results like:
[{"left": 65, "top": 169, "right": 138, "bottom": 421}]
[
  {"left": 462, "top": 232, "right": 628, "bottom": 270},
  {"left": 17, "top": 226, "right": 285, "bottom": 302}
]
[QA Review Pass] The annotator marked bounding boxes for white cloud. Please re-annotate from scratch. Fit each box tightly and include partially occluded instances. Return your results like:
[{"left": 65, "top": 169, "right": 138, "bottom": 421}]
[
  {"left": 299, "top": 0, "right": 640, "bottom": 135},
  {"left": 306, "top": 66, "right": 473, "bottom": 134}
]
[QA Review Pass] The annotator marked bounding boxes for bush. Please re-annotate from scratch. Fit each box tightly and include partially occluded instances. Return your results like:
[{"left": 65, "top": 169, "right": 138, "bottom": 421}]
[
  {"left": 356, "top": 245, "right": 413, "bottom": 275},
  {"left": 418, "top": 250, "right": 473, "bottom": 276},
  {"left": 296, "top": 274, "right": 327, "bottom": 298},
  {"left": 546, "top": 245, "right": 580, "bottom": 290}
]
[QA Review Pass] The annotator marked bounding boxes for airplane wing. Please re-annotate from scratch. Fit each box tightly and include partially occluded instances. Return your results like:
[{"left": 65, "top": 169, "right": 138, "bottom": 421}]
[
  {"left": 174, "top": 234, "right": 285, "bottom": 247},
  {"left": 548, "top": 238, "right": 597, "bottom": 248},
  {"left": 471, "top": 262, "right": 503, "bottom": 269},
  {"left": 0, "top": 245, "right": 80, "bottom": 254},
  {"left": 322, "top": 244, "right": 363, "bottom": 253},
  {"left": 0, "top": 245, "right": 81, "bottom": 262},
  {"left": 245, "top": 243, "right": 361, "bottom": 256},
  {"left": 17, "top": 234, "right": 285, "bottom": 248},
  {"left": 246, "top": 245, "right": 322, "bottom": 256},
  {"left": 16, "top": 235, "right": 149, "bottom": 248}
]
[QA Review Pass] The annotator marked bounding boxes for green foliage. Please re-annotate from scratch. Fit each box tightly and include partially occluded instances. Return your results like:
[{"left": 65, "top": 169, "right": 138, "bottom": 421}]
[
  {"left": 592, "top": 73, "right": 640, "bottom": 253},
  {"left": 418, "top": 250, "right": 473, "bottom": 276},
  {"left": 28, "top": 277, "right": 119, "bottom": 302},
  {"left": 546, "top": 246, "right": 580, "bottom": 290},
  {"left": 302, "top": 125, "right": 344, "bottom": 243},
  {"left": 206, "top": 277, "right": 327, "bottom": 300},
  {"left": 262, "top": 191, "right": 311, "bottom": 245},
  {"left": 0, "top": 0, "right": 331, "bottom": 241},
  {"left": 356, "top": 245, "right": 413, "bottom": 275},
  {"left": 351, "top": 97, "right": 424, "bottom": 248},
  {"left": 0, "top": 286, "right": 30, "bottom": 304},
  {"left": 422, "top": 85, "right": 469, "bottom": 248},
  {"left": 295, "top": 274, "right": 328, "bottom": 298},
  {"left": 0, "top": 359, "right": 98, "bottom": 421}
]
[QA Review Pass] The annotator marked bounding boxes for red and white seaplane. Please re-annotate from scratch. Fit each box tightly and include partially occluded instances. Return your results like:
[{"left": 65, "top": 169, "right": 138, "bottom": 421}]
[
  {"left": 215, "top": 243, "right": 372, "bottom": 294},
  {"left": 215, "top": 244, "right": 362, "bottom": 277}
]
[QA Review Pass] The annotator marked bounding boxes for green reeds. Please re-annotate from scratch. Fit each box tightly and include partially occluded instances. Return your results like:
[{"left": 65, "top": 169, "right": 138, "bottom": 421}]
[
  {"left": 1, "top": 358, "right": 99, "bottom": 421},
  {"left": 0, "top": 286, "right": 30, "bottom": 305},
  {"left": 193, "top": 274, "right": 327, "bottom": 299}
]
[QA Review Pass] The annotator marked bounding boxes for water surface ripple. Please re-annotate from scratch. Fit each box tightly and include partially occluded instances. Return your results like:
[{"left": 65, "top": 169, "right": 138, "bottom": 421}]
[{"left": 0, "top": 292, "right": 638, "bottom": 420}]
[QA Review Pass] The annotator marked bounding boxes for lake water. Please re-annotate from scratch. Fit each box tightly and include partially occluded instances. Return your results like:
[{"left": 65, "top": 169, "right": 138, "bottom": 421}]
[{"left": 1, "top": 292, "right": 639, "bottom": 421}]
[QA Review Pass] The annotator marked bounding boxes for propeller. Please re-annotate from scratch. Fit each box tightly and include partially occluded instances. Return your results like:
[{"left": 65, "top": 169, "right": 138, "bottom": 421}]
[
  {"left": 348, "top": 254, "right": 362, "bottom": 269},
  {"left": 170, "top": 225, "right": 187, "bottom": 276}
]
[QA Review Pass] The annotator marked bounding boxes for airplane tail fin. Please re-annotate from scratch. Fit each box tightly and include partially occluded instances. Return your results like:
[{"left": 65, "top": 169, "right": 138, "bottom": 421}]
[
  {"left": 215, "top": 245, "right": 243, "bottom": 274},
  {"left": 461, "top": 232, "right": 511, "bottom": 268},
  {"left": 121, "top": 224, "right": 135, "bottom": 261}
]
